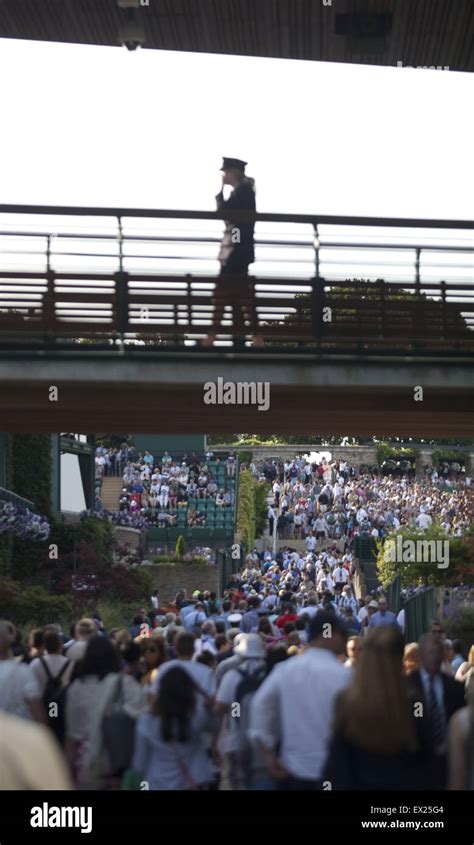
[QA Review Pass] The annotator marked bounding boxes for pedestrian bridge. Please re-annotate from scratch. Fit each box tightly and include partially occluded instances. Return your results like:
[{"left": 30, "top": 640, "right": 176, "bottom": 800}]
[
  {"left": 0, "top": 203, "right": 472, "bottom": 355},
  {"left": 0, "top": 204, "right": 472, "bottom": 435}
]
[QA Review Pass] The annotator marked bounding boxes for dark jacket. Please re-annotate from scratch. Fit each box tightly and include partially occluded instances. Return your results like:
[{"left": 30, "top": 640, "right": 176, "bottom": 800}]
[
  {"left": 323, "top": 729, "right": 436, "bottom": 790},
  {"left": 407, "top": 669, "right": 466, "bottom": 746},
  {"left": 216, "top": 181, "right": 256, "bottom": 267}
]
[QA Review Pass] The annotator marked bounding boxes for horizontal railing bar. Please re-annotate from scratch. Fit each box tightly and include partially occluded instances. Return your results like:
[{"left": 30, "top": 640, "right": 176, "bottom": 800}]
[
  {"left": 2, "top": 231, "right": 472, "bottom": 254},
  {"left": 1, "top": 204, "right": 473, "bottom": 229}
]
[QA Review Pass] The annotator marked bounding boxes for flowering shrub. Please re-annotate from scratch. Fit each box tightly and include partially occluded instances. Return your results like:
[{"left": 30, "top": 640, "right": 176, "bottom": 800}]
[
  {"left": 80, "top": 509, "right": 148, "bottom": 531},
  {"left": 0, "top": 501, "right": 50, "bottom": 541}
]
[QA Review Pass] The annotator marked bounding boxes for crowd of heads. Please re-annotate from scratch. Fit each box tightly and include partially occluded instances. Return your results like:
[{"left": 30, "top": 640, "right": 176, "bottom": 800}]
[
  {"left": 257, "top": 455, "right": 471, "bottom": 543},
  {"left": 95, "top": 445, "right": 236, "bottom": 527}
]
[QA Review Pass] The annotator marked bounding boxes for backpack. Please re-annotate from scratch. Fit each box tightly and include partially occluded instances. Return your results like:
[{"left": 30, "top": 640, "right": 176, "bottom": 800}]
[
  {"left": 233, "top": 665, "right": 267, "bottom": 785},
  {"left": 40, "top": 657, "right": 70, "bottom": 744}
]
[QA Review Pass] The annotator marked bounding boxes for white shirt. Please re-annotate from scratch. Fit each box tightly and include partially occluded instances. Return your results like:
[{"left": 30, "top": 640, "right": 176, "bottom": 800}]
[
  {"left": 306, "top": 536, "right": 317, "bottom": 551},
  {"left": 0, "top": 660, "right": 40, "bottom": 720},
  {"left": 249, "top": 647, "right": 350, "bottom": 780},
  {"left": 416, "top": 513, "right": 432, "bottom": 530},
  {"left": 153, "top": 659, "right": 216, "bottom": 698},
  {"left": 64, "top": 640, "right": 89, "bottom": 662},
  {"left": 29, "top": 654, "right": 73, "bottom": 696},
  {"left": 332, "top": 566, "right": 349, "bottom": 584}
]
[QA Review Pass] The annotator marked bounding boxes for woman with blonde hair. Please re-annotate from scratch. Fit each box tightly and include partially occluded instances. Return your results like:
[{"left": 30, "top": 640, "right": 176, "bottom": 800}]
[
  {"left": 448, "top": 673, "right": 474, "bottom": 789},
  {"left": 323, "top": 626, "right": 434, "bottom": 789},
  {"left": 403, "top": 642, "right": 421, "bottom": 676}
]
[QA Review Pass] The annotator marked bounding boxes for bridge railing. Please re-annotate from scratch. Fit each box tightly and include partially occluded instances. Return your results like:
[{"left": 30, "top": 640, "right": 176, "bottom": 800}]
[{"left": 0, "top": 204, "right": 472, "bottom": 354}]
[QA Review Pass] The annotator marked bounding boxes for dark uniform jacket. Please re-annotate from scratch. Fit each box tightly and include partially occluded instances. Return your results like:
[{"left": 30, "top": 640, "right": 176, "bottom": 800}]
[{"left": 216, "top": 181, "right": 256, "bottom": 269}]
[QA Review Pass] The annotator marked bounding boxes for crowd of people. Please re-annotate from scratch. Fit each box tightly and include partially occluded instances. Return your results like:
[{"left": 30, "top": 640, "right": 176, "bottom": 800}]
[
  {"left": 1, "top": 563, "right": 472, "bottom": 791},
  {"left": 255, "top": 455, "right": 472, "bottom": 544},
  {"left": 1, "top": 448, "right": 471, "bottom": 793},
  {"left": 95, "top": 445, "right": 236, "bottom": 528}
]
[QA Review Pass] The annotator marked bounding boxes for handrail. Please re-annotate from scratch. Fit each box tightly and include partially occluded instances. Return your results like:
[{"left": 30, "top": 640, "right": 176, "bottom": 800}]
[
  {"left": 0, "top": 204, "right": 473, "bottom": 229},
  {"left": 0, "top": 205, "right": 472, "bottom": 355},
  {"left": 0, "top": 486, "right": 35, "bottom": 509}
]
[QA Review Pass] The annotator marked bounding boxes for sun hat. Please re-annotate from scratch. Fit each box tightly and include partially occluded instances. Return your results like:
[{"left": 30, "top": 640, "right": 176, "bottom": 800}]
[{"left": 233, "top": 633, "right": 265, "bottom": 659}]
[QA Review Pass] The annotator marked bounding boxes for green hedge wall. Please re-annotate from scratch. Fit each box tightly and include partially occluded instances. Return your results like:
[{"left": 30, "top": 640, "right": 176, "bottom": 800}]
[
  {"left": 237, "top": 470, "right": 270, "bottom": 551},
  {"left": 10, "top": 434, "right": 52, "bottom": 517}
]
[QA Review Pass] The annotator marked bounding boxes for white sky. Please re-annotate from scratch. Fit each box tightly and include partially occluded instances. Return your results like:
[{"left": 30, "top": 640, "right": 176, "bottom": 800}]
[
  {"left": 0, "top": 38, "right": 473, "bottom": 218},
  {"left": 60, "top": 453, "right": 86, "bottom": 512}
]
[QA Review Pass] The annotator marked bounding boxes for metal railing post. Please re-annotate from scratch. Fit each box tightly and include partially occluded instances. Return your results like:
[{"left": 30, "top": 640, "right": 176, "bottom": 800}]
[
  {"left": 114, "top": 216, "right": 129, "bottom": 337},
  {"left": 312, "top": 276, "right": 325, "bottom": 346},
  {"left": 44, "top": 235, "right": 56, "bottom": 332},
  {"left": 440, "top": 280, "right": 448, "bottom": 340}
]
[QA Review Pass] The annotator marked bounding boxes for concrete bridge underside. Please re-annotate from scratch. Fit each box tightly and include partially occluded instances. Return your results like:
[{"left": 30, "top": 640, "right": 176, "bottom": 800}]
[{"left": 0, "top": 353, "right": 472, "bottom": 436}]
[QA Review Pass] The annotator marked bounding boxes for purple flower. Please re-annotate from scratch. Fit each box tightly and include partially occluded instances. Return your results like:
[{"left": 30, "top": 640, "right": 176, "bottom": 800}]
[{"left": 0, "top": 501, "right": 50, "bottom": 540}]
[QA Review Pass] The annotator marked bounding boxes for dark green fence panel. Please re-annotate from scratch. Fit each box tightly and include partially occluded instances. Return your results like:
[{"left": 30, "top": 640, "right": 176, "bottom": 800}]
[{"left": 405, "top": 588, "right": 437, "bottom": 643}]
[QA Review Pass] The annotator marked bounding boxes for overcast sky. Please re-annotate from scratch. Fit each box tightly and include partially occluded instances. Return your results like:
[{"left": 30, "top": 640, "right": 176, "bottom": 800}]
[
  {"left": 2, "top": 41, "right": 470, "bottom": 508},
  {"left": 0, "top": 38, "right": 473, "bottom": 218}
]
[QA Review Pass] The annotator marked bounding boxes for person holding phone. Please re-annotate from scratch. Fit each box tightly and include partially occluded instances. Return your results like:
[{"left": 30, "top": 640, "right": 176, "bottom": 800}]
[{"left": 202, "top": 157, "right": 260, "bottom": 346}]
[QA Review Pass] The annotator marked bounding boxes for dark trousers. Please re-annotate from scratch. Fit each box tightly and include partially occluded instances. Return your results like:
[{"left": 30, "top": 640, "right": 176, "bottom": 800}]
[{"left": 211, "top": 260, "right": 253, "bottom": 336}]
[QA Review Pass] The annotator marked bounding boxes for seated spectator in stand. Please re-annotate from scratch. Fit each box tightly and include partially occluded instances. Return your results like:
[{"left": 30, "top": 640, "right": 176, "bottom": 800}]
[{"left": 187, "top": 508, "right": 198, "bottom": 526}]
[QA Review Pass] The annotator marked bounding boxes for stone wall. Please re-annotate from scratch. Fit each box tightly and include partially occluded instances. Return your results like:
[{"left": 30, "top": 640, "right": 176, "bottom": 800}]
[
  {"left": 216, "top": 444, "right": 379, "bottom": 464},
  {"left": 145, "top": 563, "right": 219, "bottom": 604},
  {"left": 214, "top": 443, "right": 472, "bottom": 469},
  {"left": 115, "top": 526, "right": 141, "bottom": 550}
]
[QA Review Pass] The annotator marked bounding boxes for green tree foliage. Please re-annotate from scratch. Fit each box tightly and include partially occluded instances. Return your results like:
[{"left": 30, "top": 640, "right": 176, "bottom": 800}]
[
  {"left": 0, "top": 578, "right": 73, "bottom": 626},
  {"left": 255, "top": 481, "right": 271, "bottom": 538},
  {"left": 269, "top": 278, "right": 469, "bottom": 346},
  {"left": 175, "top": 535, "right": 186, "bottom": 559},
  {"left": 207, "top": 434, "right": 363, "bottom": 447},
  {"left": 237, "top": 470, "right": 270, "bottom": 550},
  {"left": 376, "top": 442, "right": 416, "bottom": 464},
  {"left": 376, "top": 523, "right": 473, "bottom": 589},
  {"left": 10, "top": 434, "right": 52, "bottom": 518}
]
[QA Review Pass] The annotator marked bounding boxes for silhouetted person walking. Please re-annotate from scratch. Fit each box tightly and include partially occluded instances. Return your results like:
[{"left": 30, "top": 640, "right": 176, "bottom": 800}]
[{"left": 203, "top": 157, "right": 258, "bottom": 346}]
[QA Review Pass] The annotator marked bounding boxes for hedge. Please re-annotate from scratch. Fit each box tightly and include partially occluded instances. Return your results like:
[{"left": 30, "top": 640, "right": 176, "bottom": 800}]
[
  {"left": 0, "top": 578, "right": 73, "bottom": 626},
  {"left": 237, "top": 470, "right": 269, "bottom": 551},
  {"left": 376, "top": 442, "right": 416, "bottom": 465}
]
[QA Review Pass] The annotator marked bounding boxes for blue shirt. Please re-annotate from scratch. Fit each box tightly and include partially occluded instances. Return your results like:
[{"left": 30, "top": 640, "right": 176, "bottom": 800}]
[{"left": 369, "top": 610, "right": 398, "bottom": 628}]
